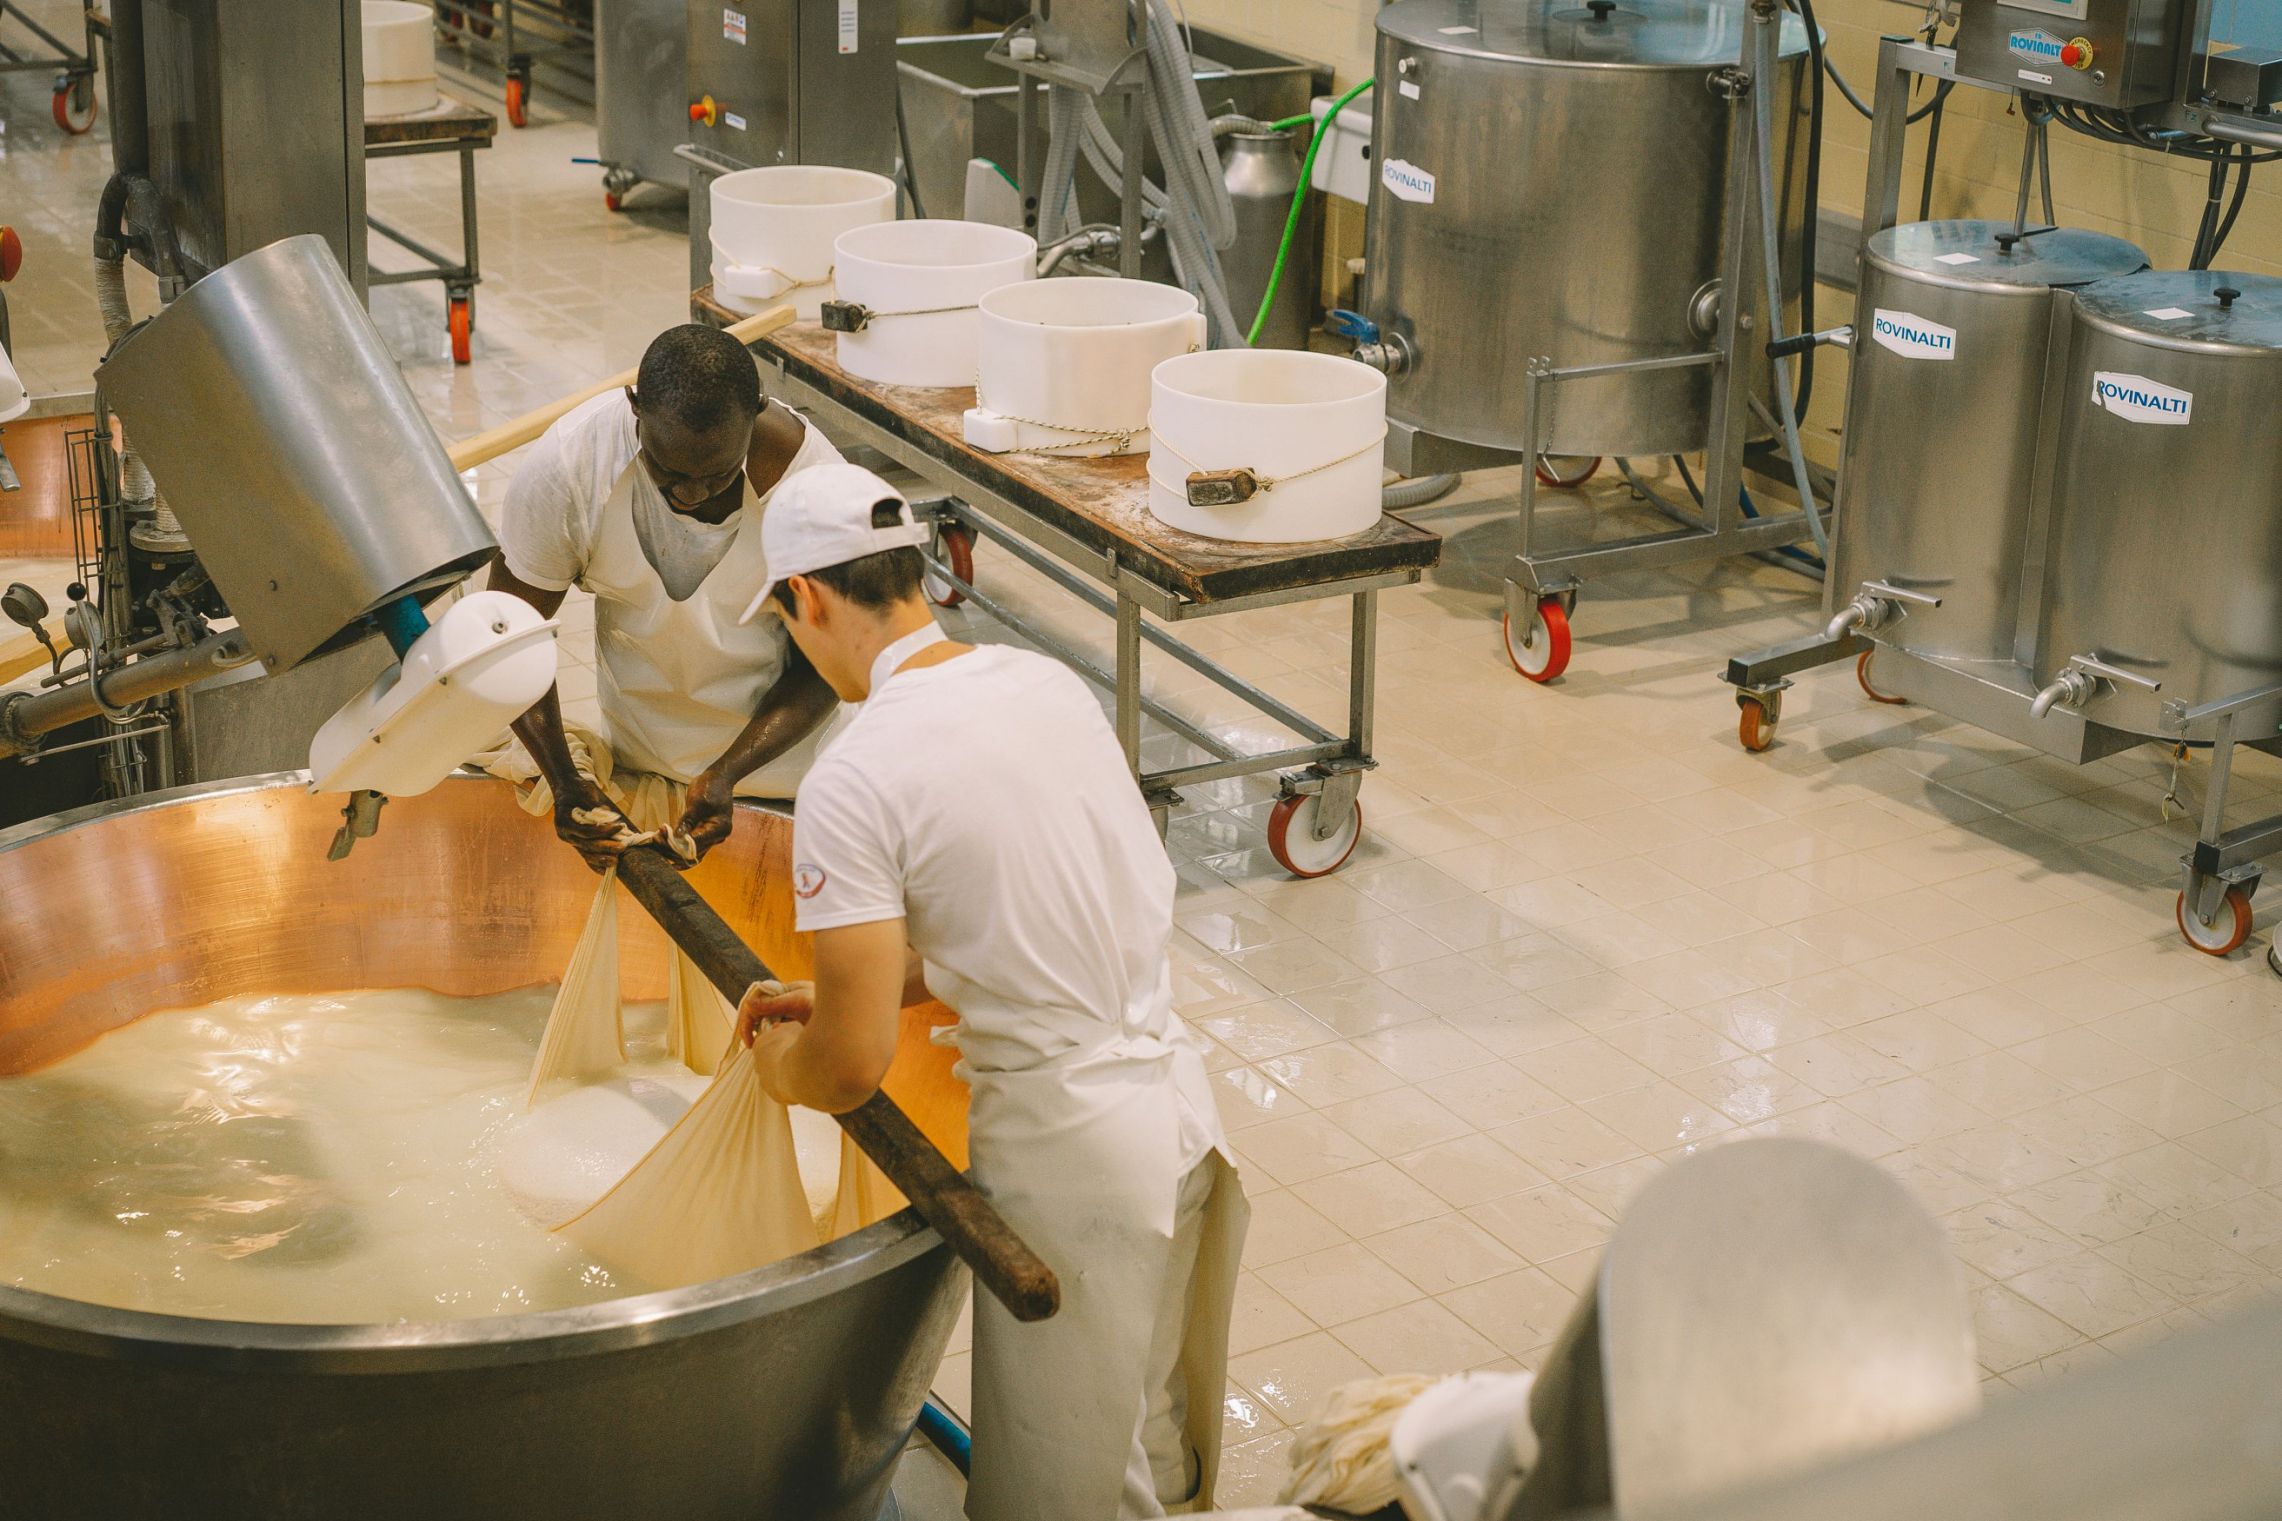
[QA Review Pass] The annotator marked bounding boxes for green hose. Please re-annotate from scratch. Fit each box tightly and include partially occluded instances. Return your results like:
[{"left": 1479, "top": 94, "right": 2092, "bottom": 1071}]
[{"left": 1245, "top": 77, "right": 1374, "bottom": 348}]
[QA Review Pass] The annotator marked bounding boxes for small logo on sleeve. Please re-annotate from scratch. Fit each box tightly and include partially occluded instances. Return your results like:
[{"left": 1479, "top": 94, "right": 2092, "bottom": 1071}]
[{"left": 794, "top": 863, "right": 828, "bottom": 899}]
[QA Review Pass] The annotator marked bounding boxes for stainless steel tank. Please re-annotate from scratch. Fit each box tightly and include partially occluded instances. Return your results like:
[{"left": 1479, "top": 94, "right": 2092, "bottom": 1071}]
[
  {"left": 96, "top": 236, "right": 497, "bottom": 676},
  {"left": 2038, "top": 271, "right": 2282, "bottom": 737},
  {"left": 1361, "top": 0, "right": 1810, "bottom": 457},
  {"left": 1222, "top": 131, "right": 1321, "bottom": 351},
  {"left": 1832, "top": 221, "right": 2147, "bottom": 667},
  {"left": 0, "top": 776, "right": 967, "bottom": 1521}
]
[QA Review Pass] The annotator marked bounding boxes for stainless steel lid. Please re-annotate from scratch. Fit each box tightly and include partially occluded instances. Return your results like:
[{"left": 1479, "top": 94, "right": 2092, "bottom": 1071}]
[
  {"left": 1380, "top": 0, "right": 1809, "bottom": 67},
  {"left": 1866, "top": 221, "right": 2148, "bottom": 293},
  {"left": 2072, "top": 270, "right": 2282, "bottom": 352}
]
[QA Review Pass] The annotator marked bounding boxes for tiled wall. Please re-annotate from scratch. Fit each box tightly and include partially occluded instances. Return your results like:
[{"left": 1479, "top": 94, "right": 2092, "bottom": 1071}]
[{"left": 1189, "top": 0, "right": 2282, "bottom": 437}]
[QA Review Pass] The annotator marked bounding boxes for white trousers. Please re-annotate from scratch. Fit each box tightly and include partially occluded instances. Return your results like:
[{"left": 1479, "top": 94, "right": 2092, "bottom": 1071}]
[{"left": 1120, "top": 1159, "right": 1218, "bottom": 1518}]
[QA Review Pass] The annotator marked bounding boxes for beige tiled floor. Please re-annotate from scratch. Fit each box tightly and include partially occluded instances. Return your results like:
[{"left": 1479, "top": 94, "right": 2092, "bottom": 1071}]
[{"left": 3, "top": 22, "right": 2279, "bottom": 1509}]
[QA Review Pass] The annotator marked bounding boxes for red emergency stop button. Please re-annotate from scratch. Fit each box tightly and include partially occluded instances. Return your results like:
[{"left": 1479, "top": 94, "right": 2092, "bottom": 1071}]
[
  {"left": 2061, "top": 37, "right": 2094, "bottom": 70},
  {"left": 689, "top": 95, "right": 718, "bottom": 126}
]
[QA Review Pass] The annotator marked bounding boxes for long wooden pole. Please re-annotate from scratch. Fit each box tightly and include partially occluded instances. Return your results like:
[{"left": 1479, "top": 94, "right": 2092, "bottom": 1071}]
[
  {"left": 445, "top": 304, "right": 799, "bottom": 474},
  {"left": 613, "top": 845, "right": 1061, "bottom": 1324}
]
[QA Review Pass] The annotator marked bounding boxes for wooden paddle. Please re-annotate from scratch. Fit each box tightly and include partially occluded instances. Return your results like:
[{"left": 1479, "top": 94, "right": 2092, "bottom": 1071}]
[
  {"left": 613, "top": 844, "right": 1062, "bottom": 1323},
  {"left": 445, "top": 304, "right": 799, "bottom": 474}
]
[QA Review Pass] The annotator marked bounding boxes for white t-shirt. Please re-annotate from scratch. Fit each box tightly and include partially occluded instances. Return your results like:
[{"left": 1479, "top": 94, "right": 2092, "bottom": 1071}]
[
  {"left": 791, "top": 645, "right": 1220, "bottom": 1169},
  {"left": 498, "top": 390, "right": 833, "bottom": 597}
]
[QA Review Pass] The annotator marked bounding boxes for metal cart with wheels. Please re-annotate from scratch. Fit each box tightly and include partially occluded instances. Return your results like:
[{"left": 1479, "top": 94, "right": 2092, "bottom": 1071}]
[
  {"left": 695, "top": 289, "right": 1442, "bottom": 880},
  {"left": 0, "top": 1, "right": 98, "bottom": 134},
  {"left": 431, "top": 0, "right": 593, "bottom": 128},
  {"left": 364, "top": 96, "right": 496, "bottom": 365}
]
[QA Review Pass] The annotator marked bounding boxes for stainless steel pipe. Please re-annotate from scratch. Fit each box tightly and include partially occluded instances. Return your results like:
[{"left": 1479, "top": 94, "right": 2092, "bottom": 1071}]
[{"left": 0, "top": 630, "right": 252, "bottom": 758}]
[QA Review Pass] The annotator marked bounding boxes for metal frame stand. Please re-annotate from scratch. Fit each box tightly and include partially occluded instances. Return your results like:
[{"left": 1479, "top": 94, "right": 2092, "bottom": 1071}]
[
  {"left": 1721, "top": 31, "right": 2282, "bottom": 955},
  {"left": 431, "top": 0, "right": 595, "bottom": 124},
  {"left": 995, "top": 9, "right": 1152, "bottom": 279},
  {"left": 1500, "top": 0, "right": 1828, "bottom": 674},
  {"left": 913, "top": 496, "right": 1384, "bottom": 835},
  {"left": 364, "top": 108, "right": 493, "bottom": 364},
  {"left": 0, "top": 1, "right": 97, "bottom": 130},
  {"left": 748, "top": 348, "right": 1406, "bottom": 860}
]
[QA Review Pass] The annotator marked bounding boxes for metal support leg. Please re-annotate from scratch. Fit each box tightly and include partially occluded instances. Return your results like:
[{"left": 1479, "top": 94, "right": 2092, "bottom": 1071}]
[
  {"left": 1118, "top": 81, "right": 1148, "bottom": 281},
  {"left": 1348, "top": 589, "right": 1377, "bottom": 758},
  {"left": 1698, "top": 19, "right": 1764, "bottom": 536},
  {"left": 1115, "top": 589, "right": 1142, "bottom": 776},
  {"left": 459, "top": 140, "right": 482, "bottom": 302},
  {"left": 1015, "top": 68, "right": 1036, "bottom": 237}
]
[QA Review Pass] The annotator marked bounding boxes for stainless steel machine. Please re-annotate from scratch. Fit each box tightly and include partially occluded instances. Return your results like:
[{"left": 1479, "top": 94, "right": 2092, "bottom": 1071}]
[
  {"left": 596, "top": 0, "right": 689, "bottom": 208},
  {"left": 680, "top": 0, "right": 901, "bottom": 291},
  {"left": 1826, "top": 221, "right": 2146, "bottom": 673},
  {"left": 0, "top": 237, "right": 514, "bottom": 841},
  {"left": 94, "top": 0, "right": 369, "bottom": 294},
  {"left": 1356, "top": 0, "right": 1809, "bottom": 463},
  {"left": 1724, "top": 0, "right": 2282, "bottom": 958},
  {"left": 1332, "top": 0, "right": 1829, "bottom": 684}
]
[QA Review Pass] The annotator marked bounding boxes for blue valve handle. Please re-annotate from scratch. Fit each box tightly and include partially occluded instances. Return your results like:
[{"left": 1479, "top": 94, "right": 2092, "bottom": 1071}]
[
  {"left": 1326, "top": 308, "right": 1380, "bottom": 343},
  {"left": 374, "top": 596, "right": 431, "bottom": 659}
]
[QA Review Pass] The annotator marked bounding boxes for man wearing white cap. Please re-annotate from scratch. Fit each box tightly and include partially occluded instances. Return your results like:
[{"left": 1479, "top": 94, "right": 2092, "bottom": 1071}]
[{"left": 731, "top": 463, "right": 1247, "bottom": 1520}]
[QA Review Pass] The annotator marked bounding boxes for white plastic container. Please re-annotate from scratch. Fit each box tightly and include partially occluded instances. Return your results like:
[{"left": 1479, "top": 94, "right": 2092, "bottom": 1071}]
[
  {"left": 1147, "top": 350, "right": 1387, "bottom": 543},
  {"left": 710, "top": 166, "right": 898, "bottom": 321},
  {"left": 361, "top": 0, "right": 439, "bottom": 119},
  {"left": 308, "top": 590, "right": 559, "bottom": 797},
  {"left": 832, "top": 219, "right": 1036, "bottom": 388},
  {"left": 964, "top": 278, "right": 1204, "bottom": 457}
]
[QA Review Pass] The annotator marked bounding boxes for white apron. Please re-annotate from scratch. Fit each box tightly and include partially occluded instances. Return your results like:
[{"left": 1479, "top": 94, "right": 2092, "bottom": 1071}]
[
  {"left": 580, "top": 444, "right": 845, "bottom": 795},
  {"left": 857, "top": 626, "right": 1248, "bottom": 1519},
  {"left": 960, "top": 1037, "right": 1247, "bottom": 1521}
]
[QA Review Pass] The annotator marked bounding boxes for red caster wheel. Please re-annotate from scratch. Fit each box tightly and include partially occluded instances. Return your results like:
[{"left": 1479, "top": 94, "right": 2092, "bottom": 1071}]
[
  {"left": 924, "top": 524, "right": 975, "bottom": 607},
  {"left": 1534, "top": 454, "right": 1601, "bottom": 489},
  {"left": 604, "top": 191, "right": 624, "bottom": 212},
  {"left": 1737, "top": 692, "right": 1779, "bottom": 752},
  {"left": 1267, "top": 791, "right": 1363, "bottom": 879},
  {"left": 1503, "top": 597, "right": 1571, "bottom": 683},
  {"left": 0, "top": 227, "right": 22, "bottom": 285},
  {"left": 1858, "top": 649, "right": 1907, "bottom": 705},
  {"left": 2177, "top": 885, "right": 2253, "bottom": 957},
  {"left": 449, "top": 297, "right": 473, "bottom": 365},
  {"left": 504, "top": 75, "right": 528, "bottom": 128},
  {"left": 51, "top": 76, "right": 96, "bottom": 135}
]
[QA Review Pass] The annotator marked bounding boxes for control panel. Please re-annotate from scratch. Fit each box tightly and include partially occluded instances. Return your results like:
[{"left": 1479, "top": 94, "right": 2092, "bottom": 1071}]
[{"left": 1954, "top": 0, "right": 2192, "bottom": 108}]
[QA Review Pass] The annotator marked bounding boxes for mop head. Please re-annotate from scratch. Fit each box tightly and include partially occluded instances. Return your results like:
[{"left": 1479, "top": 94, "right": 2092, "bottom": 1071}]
[{"left": 1277, "top": 1373, "right": 1441, "bottom": 1513}]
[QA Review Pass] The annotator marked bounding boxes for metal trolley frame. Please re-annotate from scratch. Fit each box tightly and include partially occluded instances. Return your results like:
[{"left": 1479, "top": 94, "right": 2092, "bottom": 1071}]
[
  {"left": 1720, "top": 33, "right": 2282, "bottom": 957},
  {"left": 697, "top": 297, "right": 1442, "bottom": 879},
  {"left": 364, "top": 98, "right": 497, "bottom": 365},
  {"left": 431, "top": 0, "right": 594, "bottom": 128},
  {"left": 0, "top": 0, "right": 98, "bottom": 135}
]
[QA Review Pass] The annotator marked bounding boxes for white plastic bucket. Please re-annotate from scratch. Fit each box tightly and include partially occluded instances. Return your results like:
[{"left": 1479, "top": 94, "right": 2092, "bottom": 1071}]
[
  {"left": 1147, "top": 351, "right": 1387, "bottom": 543},
  {"left": 964, "top": 278, "right": 1204, "bottom": 457},
  {"left": 710, "top": 166, "right": 898, "bottom": 320},
  {"left": 362, "top": 0, "right": 438, "bottom": 118},
  {"left": 832, "top": 219, "right": 1036, "bottom": 388}
]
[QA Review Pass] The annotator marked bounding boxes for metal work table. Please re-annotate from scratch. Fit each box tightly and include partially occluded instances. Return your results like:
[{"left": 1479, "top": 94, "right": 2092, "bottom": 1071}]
[
  {"left": 694, "top": 287, "right": 1443, "bottom": 877},
  {"left": 365, "top": 96, "right": 496, "bottom": 365}
]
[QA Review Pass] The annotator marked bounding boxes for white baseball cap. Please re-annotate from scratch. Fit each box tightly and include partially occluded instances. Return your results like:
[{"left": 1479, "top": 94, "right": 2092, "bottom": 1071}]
[{"left": 739, "top": 462, "right": 932, "bottom": 624}]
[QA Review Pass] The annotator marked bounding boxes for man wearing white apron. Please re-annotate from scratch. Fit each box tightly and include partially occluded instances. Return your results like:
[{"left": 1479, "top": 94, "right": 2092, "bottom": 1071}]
[
  {"left": 729, "top": 464, "right": 1248, "bottom": 1520},
  {"left": 490, "top": 324, "right": 847, "bottom": 864}
]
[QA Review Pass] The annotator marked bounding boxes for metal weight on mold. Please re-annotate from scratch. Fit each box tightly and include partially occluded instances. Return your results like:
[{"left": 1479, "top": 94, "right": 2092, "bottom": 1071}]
[
  {"left": 820, "top": 299, "right": 872, "bottom": 333},
  {"left": 1185, "top": 469, "right": 1261, "bottom": 508}
]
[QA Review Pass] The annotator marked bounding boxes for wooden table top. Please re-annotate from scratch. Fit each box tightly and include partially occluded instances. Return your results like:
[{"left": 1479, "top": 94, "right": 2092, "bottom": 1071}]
[
  {"left": 365, "top": 94, "right": 498, "bottom": 148},
  {"left": 694, "top": 287, "right": 1442, "bottom": 607}
]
